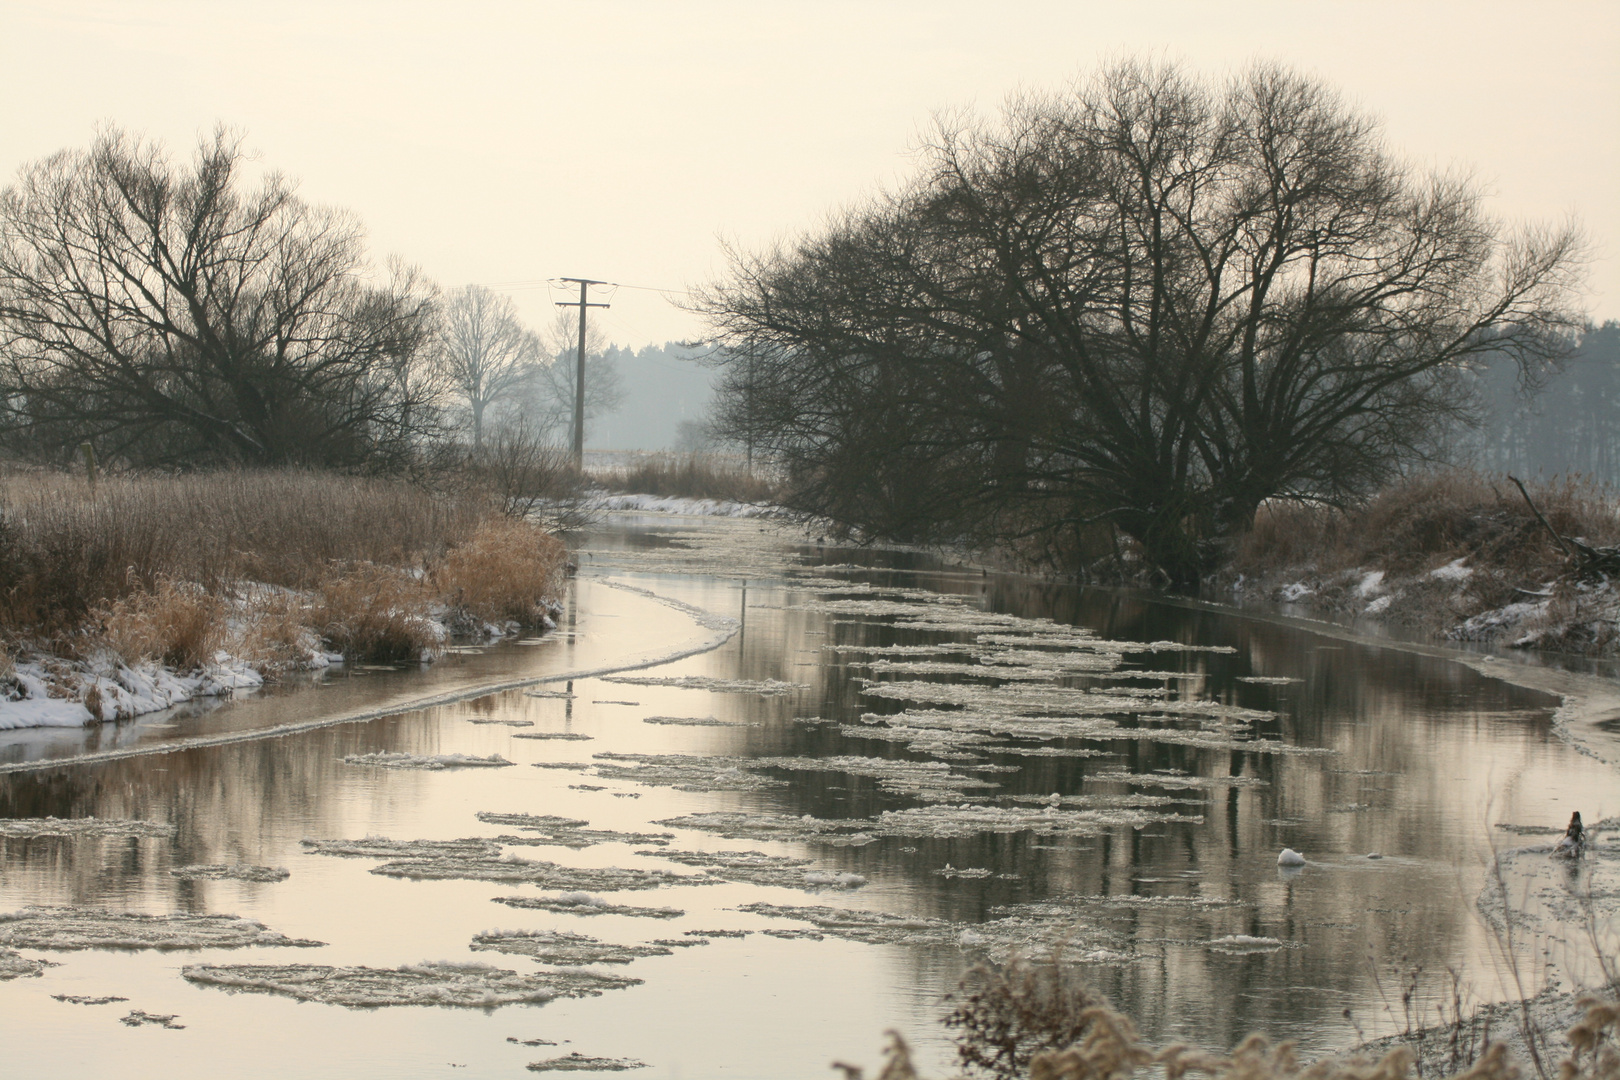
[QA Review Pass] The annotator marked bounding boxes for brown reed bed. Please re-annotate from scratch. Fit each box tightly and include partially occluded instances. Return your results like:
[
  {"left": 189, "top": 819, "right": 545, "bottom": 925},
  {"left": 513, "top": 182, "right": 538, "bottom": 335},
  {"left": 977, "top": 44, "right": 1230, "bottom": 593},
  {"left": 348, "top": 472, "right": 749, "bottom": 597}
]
[
  {"left": 0, "top": 467, "right": 566, "bottom": 668},
  {"left": 591, "top": 452, "right": 777, "bottom": 505}
]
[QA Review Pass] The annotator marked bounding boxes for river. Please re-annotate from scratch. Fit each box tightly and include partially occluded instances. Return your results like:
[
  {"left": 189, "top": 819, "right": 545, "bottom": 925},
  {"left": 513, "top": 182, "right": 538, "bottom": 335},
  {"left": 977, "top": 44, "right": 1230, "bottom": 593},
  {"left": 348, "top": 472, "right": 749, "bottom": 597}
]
[{"left": 1, "top": 513, "right": 1615, "bottom": 1079}]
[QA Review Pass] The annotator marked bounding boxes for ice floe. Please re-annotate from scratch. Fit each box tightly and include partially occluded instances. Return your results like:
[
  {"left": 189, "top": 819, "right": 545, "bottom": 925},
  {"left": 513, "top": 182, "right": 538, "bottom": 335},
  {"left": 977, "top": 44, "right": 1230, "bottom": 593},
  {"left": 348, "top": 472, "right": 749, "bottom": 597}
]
[
  {"left": 342, "top": 752, "right": 514, "bottom": 770},
  {"left": 0, "top": 906, "right": 323, "bottom": 950},
  {"left": 121, "top": 1009, "right": 185, "bottom": 1028},
  {"left": 1204, "top": 934, "right": 1290, "bottom": 954},
  {"left": 0, "top": 947, "right": 50, "bottom": 979},
  {"left": 474, "top": 813, "right": 674, "bottom": 849},
  {"left": 589, "top": 753, "right": 790, "bottom": 793},
  {"left": 0, "top": 817, "right": 175, "bottom": 839},
  {"left": 513, "top": 732, "right": 594, "bottom": 740},
  {"left": 182, "top": 960, "right": 638, "bottom": 1007},
  {"left": 599, "top": 675, "right": 807, "bottom": 695},
  {"left": 652, "top": 811, "right": 875, "bottom": 846},
  {"left": 527, "top": 1052, "right": 647, "bottom": 1072},
  {"left": 302, "top": 836, "right": 503, "bottom": 859},
  {"left": 169, "top": 864, "right": 290, "bottom": 882},
  {"left": 472, "top": 929, "right": 673, "bottom": 965},
  {"left": 491, "top": 894, "right": 684, "bottom": 919},
  {"left": 643, "top": 849, "right": 867, "bottom": 891},
  {"left": 642, "top": 715, "right": 760, "bottom": 727},
  {"left": 54, "top": 994, "right": 127, "bottom": 1004},
  {"left": 371, "top": 853, "right": 716, "bottom": 891}
]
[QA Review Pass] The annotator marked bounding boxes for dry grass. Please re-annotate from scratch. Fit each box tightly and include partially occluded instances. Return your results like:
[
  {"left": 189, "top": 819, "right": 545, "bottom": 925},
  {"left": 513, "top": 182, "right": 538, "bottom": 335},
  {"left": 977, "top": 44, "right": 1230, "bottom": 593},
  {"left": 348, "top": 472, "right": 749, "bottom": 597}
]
[
  {"left": 0, "top": 466, "right": 568, "bottom": 668},
  {"left": 309, "top": 565, "right": 439, "bottom": 665},
  {"left": 94, "top": 579, "right": 228, "bottom": 670},
  {"left": 434, "top": 517, "right": 568, "bottom": 625},
  {"left": 1233, "top": 473, "right": 1620, "bottom": 584},
  {"left": 592, "top": 452, "right": 777, "bottom": 504},
  {"left": 1225, "top": 472, "right": 1620, "bottom": 649}
]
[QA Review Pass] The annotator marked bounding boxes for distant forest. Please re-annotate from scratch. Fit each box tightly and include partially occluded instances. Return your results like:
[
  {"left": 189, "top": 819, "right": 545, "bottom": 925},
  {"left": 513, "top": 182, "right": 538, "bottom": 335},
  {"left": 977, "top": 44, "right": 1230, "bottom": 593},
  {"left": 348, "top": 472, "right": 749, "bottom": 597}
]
[
  {"left": 586, "top": 342, "right": 718, "bottom": 452},
  {"left": 583, "top": 330, "right": 1620, "bottom": 481},
  {"left": 1469, "top": 322, "right": 1620, "bottom": 483}
]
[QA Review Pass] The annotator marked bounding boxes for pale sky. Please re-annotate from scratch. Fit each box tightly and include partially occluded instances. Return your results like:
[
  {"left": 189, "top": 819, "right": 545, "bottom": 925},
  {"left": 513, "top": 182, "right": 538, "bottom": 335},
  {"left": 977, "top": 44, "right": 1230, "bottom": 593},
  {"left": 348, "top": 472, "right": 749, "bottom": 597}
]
[{"left": 2, "top": 1, "right": 1616, "bottom": 348}]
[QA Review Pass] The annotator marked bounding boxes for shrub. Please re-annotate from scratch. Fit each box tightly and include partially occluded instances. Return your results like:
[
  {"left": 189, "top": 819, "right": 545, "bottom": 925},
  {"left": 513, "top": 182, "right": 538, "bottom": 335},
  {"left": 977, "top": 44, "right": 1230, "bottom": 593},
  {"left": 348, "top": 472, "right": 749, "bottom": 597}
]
[{"left": 434, "top": 518, "right": 568, "bottom": 626}]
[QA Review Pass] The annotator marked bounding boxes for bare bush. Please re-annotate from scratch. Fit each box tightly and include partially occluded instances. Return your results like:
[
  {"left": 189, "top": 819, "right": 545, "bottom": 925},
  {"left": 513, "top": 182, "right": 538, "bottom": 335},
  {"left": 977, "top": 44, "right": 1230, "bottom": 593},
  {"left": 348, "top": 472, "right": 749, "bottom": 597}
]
[
  {"left": 945, "top": 957, "right": 1104, "bottom": 1079},
  {"left": 309, "top": 565, "right": 438, "bottom": 665}
]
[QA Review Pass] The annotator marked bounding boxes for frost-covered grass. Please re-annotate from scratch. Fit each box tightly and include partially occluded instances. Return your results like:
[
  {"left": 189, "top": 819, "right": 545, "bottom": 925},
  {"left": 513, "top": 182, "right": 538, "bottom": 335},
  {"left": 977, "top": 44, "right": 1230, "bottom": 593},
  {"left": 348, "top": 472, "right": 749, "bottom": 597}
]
[
  {"left": 1225, "top": 471, "right": 1620, "bottom": 654},
  {"left": 0, "top": 467, "right": 568, "bottom": 729}
]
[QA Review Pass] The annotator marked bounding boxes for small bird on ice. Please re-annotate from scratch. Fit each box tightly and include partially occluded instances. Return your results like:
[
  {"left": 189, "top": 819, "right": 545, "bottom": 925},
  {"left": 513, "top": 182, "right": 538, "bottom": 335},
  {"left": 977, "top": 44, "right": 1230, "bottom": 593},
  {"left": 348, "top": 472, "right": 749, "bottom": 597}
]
[
  {"left": 1277, "top": 848, "right": 1306, "bottom": 867},
  {"left": 1553, "top": 811, "right": 1585, "bottom": 857}
]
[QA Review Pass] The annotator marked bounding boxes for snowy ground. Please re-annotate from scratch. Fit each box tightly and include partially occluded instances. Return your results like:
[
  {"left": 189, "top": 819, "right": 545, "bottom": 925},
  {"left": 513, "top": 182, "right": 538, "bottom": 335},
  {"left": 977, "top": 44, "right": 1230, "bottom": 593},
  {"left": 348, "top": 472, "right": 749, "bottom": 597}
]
[{"left": 588, "top": 492, "right": 775, "bottom": 518}]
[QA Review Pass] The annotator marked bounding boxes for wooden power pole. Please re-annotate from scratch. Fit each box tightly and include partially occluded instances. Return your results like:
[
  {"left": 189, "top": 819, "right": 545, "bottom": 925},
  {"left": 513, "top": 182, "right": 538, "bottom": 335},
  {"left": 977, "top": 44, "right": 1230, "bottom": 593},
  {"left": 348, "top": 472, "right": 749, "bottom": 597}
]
[{"left": 555, "top": 278, "right": 610, "bottom": 467}]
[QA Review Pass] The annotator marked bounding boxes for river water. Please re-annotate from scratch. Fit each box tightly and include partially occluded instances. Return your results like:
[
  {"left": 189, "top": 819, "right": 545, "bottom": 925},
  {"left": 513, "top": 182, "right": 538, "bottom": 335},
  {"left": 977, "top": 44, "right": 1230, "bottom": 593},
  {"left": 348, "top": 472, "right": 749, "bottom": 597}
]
[{"left": 1, "top": 514, "right": 1615, "bottom": 1079}]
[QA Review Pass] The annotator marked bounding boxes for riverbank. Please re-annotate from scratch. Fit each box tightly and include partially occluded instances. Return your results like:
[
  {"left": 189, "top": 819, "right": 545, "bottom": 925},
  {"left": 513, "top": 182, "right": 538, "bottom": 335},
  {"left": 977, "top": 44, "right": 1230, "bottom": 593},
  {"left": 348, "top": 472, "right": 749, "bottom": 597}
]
[
  {"left": 1215, "top": 472, "right": 1620, "bottom": 657},
  {"left": 0, "top": 470, "right": 566, "bottom": 731}
]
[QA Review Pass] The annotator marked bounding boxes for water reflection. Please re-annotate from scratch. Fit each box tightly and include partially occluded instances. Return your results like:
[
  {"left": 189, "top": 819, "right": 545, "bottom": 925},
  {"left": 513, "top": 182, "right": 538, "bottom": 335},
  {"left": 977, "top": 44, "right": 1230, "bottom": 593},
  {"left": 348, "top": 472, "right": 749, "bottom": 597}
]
[{"left": 0, "top": 515, "right": 1613, "bottom": 1079}]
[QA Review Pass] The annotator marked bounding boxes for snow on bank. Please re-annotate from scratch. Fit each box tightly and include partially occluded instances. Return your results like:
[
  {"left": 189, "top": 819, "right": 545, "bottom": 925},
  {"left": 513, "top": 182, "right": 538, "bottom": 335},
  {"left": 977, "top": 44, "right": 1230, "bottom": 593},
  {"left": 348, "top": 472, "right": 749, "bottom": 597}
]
[
  {"left": 0, "top": 655, "right": 264, "bottom": 731},
  {"left": 591, "top": 492, "right": 775, "bottom": 518}
]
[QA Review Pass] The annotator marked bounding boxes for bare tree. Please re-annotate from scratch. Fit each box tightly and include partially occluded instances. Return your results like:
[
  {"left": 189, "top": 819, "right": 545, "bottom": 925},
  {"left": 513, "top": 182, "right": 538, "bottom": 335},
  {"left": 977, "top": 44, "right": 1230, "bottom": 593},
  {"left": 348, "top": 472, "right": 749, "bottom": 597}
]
[
  {"left": 702, "top": 60, "right": 1585, "bottom": 583},
  {"left": 518, "top": 308, "right": 625, "bottom": 441},
  {"left": 434, "top": 285, "right": 541, "bottom": 450},
  {"left": 0, "top": 127, "right": 439, "bottom": 469}
]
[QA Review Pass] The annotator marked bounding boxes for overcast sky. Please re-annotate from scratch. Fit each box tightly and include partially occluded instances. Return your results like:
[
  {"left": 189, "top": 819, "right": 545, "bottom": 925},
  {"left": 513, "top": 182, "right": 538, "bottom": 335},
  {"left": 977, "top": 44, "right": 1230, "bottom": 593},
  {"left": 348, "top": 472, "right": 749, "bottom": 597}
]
[{"left": 3, "top": 1, "right": 1616, "bottom": 348}]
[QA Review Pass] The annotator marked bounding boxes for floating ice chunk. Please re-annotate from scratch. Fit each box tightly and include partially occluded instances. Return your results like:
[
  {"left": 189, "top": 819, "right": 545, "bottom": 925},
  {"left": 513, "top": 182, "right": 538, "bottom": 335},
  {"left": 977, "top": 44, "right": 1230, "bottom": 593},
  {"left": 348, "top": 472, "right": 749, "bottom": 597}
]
[
  {"left": 643, "top": 849, "right": 867, "bottom": 891},
  {"left": 599, "top": 675, "right": 807, "bottom": 695},
  {"left": 0, "top": 906, "right": 323, "bottom": 951},
  {"left": 492, "top": 895, "right": 684, "bottom": 919},
  {"left": 372, "top": 853, "right": 716, "bottom": 891},
  {"left": 53, "top": 993, "right": 127, "bottom": 1004},
  {"left": 526, "top": 1052, "right": 647, "bottom": 1072},
  {"left": 589, "top": 753, "right": 790, "bottom": 793},
  {"left": 182, "top": 960, "right": 637, "bottom": 1007},
  {"left": 1235, "top": 677, "right": 1303, "bottom": 685},
  {"left": 121, "top": 1009, "right": 185, "bottom": 1028},
  {"left": 0, "top": 817, "right": 175, "bottom": 839},
  {"left": 513, "top": 732, "right": 594, "bottom": 741},
  {"left": 342, "top": 752, "right": 514, "bottom": 770},
  {"left": 169, "top": 864, "right": 290, "bottom": 882},
  {"left": 1277, "top": 848, "right": 1306, "bottom": 867},
  {"left": 935, "top": 866, "right": 993, "bottom": 879},
  {"left": 1205, "top": 934, "right": 1289, "bottom": 954},
  {"left": 475, "top": 812, "right": 674, "bottom": 848},
  {"left": 468, "top": 718, "right": 534, "bottom": 727},
  {"left": 0, "top": 947, "right": 51, "bottom": 979},
  {"left": 471, "top": 929, "right": 673, "bottom": 965},
  {"left": 652, "top": 811, "right": 872, "bottom": 845},
  {"left": 642, "top": 716, "right": 759, "bottom": 727},
  {"left": 302, "top": 836, "right": 503, "bottom": 859}
]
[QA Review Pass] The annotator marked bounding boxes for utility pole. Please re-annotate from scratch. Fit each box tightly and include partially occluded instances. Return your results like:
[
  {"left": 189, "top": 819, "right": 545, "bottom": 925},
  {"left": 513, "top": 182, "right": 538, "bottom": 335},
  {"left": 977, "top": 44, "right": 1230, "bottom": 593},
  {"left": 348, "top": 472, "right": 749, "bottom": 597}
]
[{"left": 555, "top": 278, "right": 610, "bottom": 468}]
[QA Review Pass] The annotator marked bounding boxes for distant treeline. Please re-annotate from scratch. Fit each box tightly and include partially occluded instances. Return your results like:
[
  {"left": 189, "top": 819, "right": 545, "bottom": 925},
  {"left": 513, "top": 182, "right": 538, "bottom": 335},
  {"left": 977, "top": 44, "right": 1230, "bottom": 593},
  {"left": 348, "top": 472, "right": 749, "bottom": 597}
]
[{"left": 1469, "top": 322, "right": 1620, "bottom": 484}]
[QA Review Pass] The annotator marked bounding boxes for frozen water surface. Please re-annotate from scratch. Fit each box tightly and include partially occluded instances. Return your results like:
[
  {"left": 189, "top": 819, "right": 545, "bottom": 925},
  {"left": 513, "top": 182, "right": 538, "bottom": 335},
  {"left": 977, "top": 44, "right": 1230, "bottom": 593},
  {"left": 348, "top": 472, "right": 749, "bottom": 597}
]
[{"left": 1, "top": 515, "right": 1617, "bottom": 1078}]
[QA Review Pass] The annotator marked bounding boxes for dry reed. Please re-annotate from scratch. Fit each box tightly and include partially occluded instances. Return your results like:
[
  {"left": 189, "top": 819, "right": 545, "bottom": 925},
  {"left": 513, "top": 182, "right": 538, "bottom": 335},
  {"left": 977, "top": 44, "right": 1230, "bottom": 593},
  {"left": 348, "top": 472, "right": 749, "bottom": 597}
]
[
  {"left": 0, "top": 467, "right": 567, "bottom": 667},
  {"left": 593, "top": 452, "right": 777, "bottom": 504}
]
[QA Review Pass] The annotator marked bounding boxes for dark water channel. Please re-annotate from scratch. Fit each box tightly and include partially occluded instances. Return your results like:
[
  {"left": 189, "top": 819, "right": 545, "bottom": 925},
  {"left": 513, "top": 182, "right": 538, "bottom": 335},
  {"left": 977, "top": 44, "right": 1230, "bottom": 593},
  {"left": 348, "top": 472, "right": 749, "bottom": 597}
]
[{"left": 0, "top": 514, "right": 1615, "bottom": 1079}]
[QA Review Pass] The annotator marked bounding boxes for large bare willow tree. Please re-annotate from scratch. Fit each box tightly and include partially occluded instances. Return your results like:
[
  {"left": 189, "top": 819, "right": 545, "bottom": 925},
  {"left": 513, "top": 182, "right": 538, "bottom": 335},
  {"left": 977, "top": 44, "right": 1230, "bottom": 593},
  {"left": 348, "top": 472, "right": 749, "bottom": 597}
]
[
  {"left": 0, "top": 128, "right": 438, "bottom": 469},
  {"left": 434, "top": 284, "right": 541, "bottom": 450},
  {"left": 701, "top": 61, "right": 1585, "bottom": 584}
]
